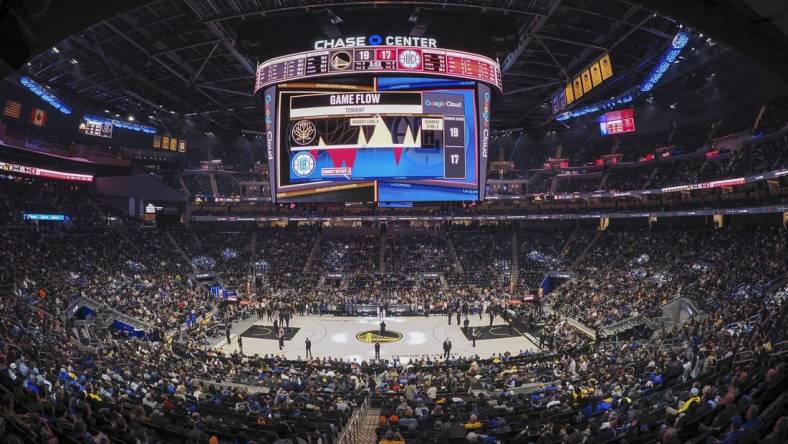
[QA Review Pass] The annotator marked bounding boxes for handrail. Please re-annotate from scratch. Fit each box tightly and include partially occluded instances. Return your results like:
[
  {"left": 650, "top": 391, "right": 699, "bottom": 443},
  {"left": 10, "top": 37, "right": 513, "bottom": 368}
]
[
  {"left": 72, "top": 296, "right": 148, "bottom": 331},
  {"left": 337, "top": 397, "right": 366, "bottom": 444},
  {"left": 560, "top": 316, "right": 596, "bottom": 339}
]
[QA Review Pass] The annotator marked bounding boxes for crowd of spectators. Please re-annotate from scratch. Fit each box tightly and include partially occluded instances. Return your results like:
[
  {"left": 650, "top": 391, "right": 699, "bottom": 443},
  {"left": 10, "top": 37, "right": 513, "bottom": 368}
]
[
  {"left": 0, "top": 209, "right": 786, "bottom": 444},
  {"left": 450, "top": 227, "right": 513, "bottom": 289},
  {"left": 0, "top": 175, "right": 123, "bottom": 226},
  {"left": 1, "top": 158, "right": 787, "bottom": 444},
  {"left": 549, "top": 226, "right": 786, "bottom": 328},
  {"left": 384, "top": 232, "right": 455, "bottom": 274},
  {"left": 315, "top": 235, "right": 379, "bottom": 273}
]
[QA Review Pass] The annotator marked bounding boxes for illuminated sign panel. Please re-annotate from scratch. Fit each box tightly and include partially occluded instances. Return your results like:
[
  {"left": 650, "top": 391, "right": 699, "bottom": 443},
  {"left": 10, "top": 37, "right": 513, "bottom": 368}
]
[
  {"left": 24, "top": 213, "right": 71, "bottom": 221},
  {"left": 255, "top": 46, "right": 502, "bottom": 92},
  {"left": 314, "top": 35, "right": 437, "bottom": 49},
  {"left": 0, "top": 161, "right": 93, "bottom": 182},
  {"left": 599, "top": 109, "right": 636, "bottom": 135}
]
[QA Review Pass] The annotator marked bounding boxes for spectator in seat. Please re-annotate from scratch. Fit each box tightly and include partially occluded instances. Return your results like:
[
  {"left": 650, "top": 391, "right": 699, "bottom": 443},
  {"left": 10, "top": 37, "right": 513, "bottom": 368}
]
[
  {"left": 711, "top": 415, "right": 744, "bottom": 444},
  {"left": 666, "top": 386, "right": 700, "bottom": 417},
  {"left": 465, "top": 414, "right": 483, "bottom": 430},
  {"left": 761, "top": 416, "right": 788, "bottom": 444},
  {"left": 379, "top": 429, "right": 405, "bottom": 444},
  {"left": 447, "top": 416, "right": 468, "bottom": 439},
  {"left": 399, "top": 410, "right": 418, "bottom": 430}
]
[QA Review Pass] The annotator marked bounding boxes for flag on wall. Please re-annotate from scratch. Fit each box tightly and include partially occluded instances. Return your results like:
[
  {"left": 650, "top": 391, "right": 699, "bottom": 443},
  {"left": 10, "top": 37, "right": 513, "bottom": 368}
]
[
  {"left": 30, "top": 108, "right": 47, "bottom": 127},
  {"left": 3, "top": 100, "right": 22, "bottom": 118}
]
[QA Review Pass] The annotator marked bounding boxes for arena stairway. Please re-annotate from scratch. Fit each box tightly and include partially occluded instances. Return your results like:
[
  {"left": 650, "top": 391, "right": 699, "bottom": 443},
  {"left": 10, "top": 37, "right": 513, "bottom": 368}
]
[
  {"left": 570, "top": 230, "right": 603, "bottom": 269},
  {"left": 303, "top": 231, "right": 322, "bottom": 272},
  {"left": 166, "top": 229, "right": 197, "bottom": 271},
  {"left": 510, "top": 230, "right": 519, "bottom": 288},
  {"left": 444, "top": 233, "right": 464, "bottom": 273},
  {"left": 353, "top": 406, "right": 380, "bottom": 444}
]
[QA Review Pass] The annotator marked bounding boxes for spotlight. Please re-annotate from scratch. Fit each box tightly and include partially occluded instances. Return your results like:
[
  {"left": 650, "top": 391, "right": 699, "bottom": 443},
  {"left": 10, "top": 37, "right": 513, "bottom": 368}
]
[
  {"left": 327, "top": 10, "right": 343, "bottom": 25},
  {"left": 128, "top": 116, "right": 135, "bottom": 121}
]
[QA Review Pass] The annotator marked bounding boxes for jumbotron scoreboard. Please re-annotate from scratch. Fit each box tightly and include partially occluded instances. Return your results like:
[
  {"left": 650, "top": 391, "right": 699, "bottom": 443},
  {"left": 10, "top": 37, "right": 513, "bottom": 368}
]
[{"left": 254, "top": 35, "right": 500, "bottom": 203}]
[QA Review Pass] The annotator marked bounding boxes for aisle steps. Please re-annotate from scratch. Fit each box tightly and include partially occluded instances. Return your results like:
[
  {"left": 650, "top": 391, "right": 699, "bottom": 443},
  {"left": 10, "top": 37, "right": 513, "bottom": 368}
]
[{"left": 355, "top": 408, "right": 381, "bottom": 444}]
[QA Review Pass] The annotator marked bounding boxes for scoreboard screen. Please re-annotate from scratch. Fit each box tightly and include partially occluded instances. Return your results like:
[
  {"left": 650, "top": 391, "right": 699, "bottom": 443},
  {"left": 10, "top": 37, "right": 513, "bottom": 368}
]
[
  {"left": 254, "top": 46, "right": 502, "bottom": 93},
  {"left": 284, "top": 91, "right": 470, "bottom": 182},
  {"left": 267, "top": 77, "right": 489, "bottom": 202},
  {"left": 78, "top": 117, "right": 113, "bottom": 138},
  {"left": 599, "top": 108, "right": 636, "bottom": 136}
]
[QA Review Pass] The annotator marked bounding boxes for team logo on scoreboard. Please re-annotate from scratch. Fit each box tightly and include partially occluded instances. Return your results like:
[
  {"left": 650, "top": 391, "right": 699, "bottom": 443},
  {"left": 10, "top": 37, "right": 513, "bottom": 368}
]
[
  {"left": 330, "top": 50, "right": 353, "bottom": 70},
  {"left": 291, "top": 120, "right": 316, "bottom": 145},
  {"left": 355, "top": 330, "right": 403, "bottom": 344},
  {"left": 397, "top": 49, "right": 422, "bottom": 69},
  {"left": 292, "top": 152, "right": 316, "bottom": 177}
]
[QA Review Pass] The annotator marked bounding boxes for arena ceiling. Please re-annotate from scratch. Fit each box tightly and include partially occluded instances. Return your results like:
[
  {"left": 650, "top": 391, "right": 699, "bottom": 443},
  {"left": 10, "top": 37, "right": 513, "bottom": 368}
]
[{"left": 1, "top": 0, "right": 787, "bottom": 137}]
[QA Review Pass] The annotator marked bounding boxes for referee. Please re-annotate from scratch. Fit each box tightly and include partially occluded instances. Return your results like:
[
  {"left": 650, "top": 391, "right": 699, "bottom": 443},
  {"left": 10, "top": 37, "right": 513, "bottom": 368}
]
[{"left": 305, "top": 337, "right": 312, "bottom": 358}]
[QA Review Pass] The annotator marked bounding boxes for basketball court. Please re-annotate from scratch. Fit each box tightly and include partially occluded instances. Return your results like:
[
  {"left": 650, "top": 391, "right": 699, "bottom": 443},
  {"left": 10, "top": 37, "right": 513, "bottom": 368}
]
[{"left": 215, "top": 314, "right": 541, "bottom": 363}]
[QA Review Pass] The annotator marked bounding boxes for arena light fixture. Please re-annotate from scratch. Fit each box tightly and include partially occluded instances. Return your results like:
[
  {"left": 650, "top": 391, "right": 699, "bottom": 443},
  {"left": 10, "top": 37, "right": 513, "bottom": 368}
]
[{"left": 19, "top": 76, "right": 72, "bottom": 114}]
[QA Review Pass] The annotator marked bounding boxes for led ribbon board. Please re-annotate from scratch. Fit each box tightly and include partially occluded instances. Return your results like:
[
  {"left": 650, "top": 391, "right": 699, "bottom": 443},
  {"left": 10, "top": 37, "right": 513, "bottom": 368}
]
[
  {"left": 640, "top": 31, "right": 690, "bottom": 92},
  {"left": 19, "top": 76, "right": 71, "bottom": 114},
  {"left": 0, "top": 161, "right": 93, "bottom": 182},
  {"left": 23, "top": 213, "right": 71, "bottom": 221},
  {"left": 82, "top": 115, "right": 156, "bottom": 134},
  {"left": 254, "top": 46, "right": 502, "bottom": 93}
]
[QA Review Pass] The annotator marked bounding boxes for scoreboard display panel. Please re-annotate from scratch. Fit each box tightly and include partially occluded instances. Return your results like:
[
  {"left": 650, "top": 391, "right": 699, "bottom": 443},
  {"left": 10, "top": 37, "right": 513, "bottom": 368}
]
[
  {"left": 256, "top": 44, "right": 497, "bottom": 203},
  {"left": 268, "top": 77, "right": 488, "bottom": 203},
  {"left": 255, "top": 46, "right": 502, "bottom": 93},
  {"left": 78, "top": 117, "right": 113, "bottom": 138},
  {"left": 282, "top": 90, "right": 472, "bottom": 183},
  {"left": 599, "top": 108, "right": 636, "bottom": 136}
]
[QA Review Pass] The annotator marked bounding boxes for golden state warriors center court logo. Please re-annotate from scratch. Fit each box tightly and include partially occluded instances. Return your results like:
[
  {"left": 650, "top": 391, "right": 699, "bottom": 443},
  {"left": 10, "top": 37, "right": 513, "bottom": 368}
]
[{"left": 356, "top": 330, "right": 403, "bottom": 343}]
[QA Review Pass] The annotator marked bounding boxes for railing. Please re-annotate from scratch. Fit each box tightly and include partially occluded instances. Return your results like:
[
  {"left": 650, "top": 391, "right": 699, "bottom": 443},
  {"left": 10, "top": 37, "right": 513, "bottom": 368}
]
[
  {"left": 73, "top": 296, "right": 148, "bottom": 331},
  {"left": 733, "top": 350, "right": 755, "bottom": 366},
  {"left": 769, "top": 340, "right": 788, "bottom": 363},
  {"left": 597, "top": 296, "right": 704, "bottom": 338},
  {"left": 561, "top": 316, "right": 596, "bottom": 339},
  {"left": 658, "top": 337, "right": 686, "bottom": 353},
  {"left": 337, "top": 397, "right": 366, "bottom": 444}
]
